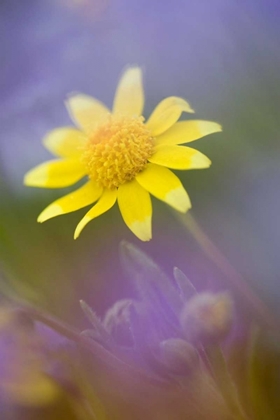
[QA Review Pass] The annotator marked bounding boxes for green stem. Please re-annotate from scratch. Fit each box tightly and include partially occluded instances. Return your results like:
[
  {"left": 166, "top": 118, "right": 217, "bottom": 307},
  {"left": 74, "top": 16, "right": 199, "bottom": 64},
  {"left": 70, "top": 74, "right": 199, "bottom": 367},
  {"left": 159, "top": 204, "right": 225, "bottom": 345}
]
[
  {"left": 206, "top": 345, "right": 249, "bottom": 420},
  {"left": 176, "top": 212, "right": 278, "bottom": 330}
]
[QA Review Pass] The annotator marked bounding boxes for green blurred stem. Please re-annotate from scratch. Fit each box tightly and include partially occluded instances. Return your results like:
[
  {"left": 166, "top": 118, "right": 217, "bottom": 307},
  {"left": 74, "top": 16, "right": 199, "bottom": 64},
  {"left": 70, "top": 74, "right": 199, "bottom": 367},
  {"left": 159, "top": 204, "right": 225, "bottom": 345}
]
[
  {"left": 206, "top": 345, "right": 249, "bottom": 420},
  {"left": 176, "top": 212, "right": 278, "bottom": 330}
]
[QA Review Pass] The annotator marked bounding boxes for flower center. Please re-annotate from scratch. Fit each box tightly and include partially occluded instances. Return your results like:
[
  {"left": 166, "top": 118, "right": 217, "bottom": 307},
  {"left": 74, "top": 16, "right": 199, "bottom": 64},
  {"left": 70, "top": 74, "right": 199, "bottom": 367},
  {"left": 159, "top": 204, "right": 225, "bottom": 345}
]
[{"left": 82, "top": 115, "right": 154, "bottom": 189}]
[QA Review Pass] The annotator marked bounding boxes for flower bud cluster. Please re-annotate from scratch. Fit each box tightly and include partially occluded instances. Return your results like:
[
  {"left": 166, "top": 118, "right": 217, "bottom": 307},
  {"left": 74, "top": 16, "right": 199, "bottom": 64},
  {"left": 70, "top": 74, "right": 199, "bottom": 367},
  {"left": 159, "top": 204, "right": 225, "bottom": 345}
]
[{"left": 82, "top": 244, "right": 235, "bottom": 382}]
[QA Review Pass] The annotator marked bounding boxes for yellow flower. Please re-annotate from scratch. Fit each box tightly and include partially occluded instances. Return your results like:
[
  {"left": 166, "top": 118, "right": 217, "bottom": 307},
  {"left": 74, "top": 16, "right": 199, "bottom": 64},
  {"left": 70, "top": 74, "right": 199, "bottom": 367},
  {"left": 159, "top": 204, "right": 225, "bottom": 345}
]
[{"left": 24, "top": 67, "right": 221, "bottom": 241}]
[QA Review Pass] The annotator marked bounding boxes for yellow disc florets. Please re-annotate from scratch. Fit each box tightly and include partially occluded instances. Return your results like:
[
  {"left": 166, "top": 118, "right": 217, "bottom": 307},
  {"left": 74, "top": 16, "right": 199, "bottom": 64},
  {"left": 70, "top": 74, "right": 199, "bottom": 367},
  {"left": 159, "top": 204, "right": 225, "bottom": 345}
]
[{"left": 82, "top": 115, "right": 154, "bottom": 189}]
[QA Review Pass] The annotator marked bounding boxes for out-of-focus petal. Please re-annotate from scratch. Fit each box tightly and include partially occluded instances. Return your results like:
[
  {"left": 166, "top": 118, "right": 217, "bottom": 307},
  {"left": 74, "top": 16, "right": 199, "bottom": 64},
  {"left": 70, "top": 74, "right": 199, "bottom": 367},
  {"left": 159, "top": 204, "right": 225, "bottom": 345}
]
[
  {"left": 4, "top": 374, "right": 59, "bottom": 407},
  {"left": 146, "top": 97, "right": 194, "bottom": 136},
  {"left": 113, "top": 67, "right": 144, "bottom": 116},
  {"left": 118, "top": 179, "right": 152, "bottom": 241},
  {"left": 155, "top": 120, "right": 222, "bottom": 146},
  {"left": 149, "top": 145, "right": 211, "bottom": 170},
  {"left": 38, "top": 181, "right": 103, "bottom": 222},
  {"left": 136, "top": 163, "right": 191, "bottom": 212},
  {"left": 24, "top": 159, "right": 86, "bottom": 188},
  {"left": 66, "top": 94, "right": 110, "bottom": 135},
  {"left": 43, "top": 127, "right": 86, "bottom": 158},
  {"left": 74, "top": 188, "right": 117, "bottom": 239}
]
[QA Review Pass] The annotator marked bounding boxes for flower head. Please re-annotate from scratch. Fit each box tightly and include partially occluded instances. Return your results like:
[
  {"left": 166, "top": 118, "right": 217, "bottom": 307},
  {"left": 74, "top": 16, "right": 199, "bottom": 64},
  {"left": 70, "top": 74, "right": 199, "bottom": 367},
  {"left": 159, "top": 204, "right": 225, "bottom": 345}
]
[
  {"left": 24, "top": 67, "right": 221, "bottom": 241},
  {"left": 78, "top": 242, "right": 235, "bottom": 419}
]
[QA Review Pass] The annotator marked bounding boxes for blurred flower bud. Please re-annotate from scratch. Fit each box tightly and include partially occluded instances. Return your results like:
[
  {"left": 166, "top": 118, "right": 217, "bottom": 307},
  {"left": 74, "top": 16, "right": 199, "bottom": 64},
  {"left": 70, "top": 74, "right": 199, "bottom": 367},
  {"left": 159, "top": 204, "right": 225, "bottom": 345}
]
[
  {"left": 159, "top": 338, "right": 199, "bottom": 376},
  {"left": 0, "top": 306, "right": 60, "bottom": 407},
  {"left": 103, "top": 299, "right": 136, "bottom": 347},
  {"left": 180, "top": 292, "right": 234, "bottom": 344}
]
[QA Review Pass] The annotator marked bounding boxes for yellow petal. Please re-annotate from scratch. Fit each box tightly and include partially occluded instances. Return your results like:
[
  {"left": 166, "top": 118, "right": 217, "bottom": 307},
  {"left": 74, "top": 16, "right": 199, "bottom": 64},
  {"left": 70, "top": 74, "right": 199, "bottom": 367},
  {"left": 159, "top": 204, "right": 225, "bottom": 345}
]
[
  {"left": 66, "top": 94, "right": 110, "bottom": 135},
  {"left": 136, "top": 163, "right": 191, "bottom": 213},
  {"left": 155, "top": 120, "right": 222, "bottom": 146},
  {"left": 24, "top": 159, "right": 86, "bottom": 188},
  {"left": 74, "top": 189, "right": 117, "bottom": 239},
  {"left": 43, "top": 127, "right": 86, "bottom": 158},
  {"left": 38, "top": 181, "right": 103, "bottom": 223},
  {"left": 149, "top": 145, "right": 211, "bottom": 170},
  {"left": 113, "top": 67, "right": 144, "bottom": 116},
  {"left": 118, "top": 179, "right": 152, "bottom": 241},
  {"left": 146, "top": 97, "right": 194, "bottom": 136}
]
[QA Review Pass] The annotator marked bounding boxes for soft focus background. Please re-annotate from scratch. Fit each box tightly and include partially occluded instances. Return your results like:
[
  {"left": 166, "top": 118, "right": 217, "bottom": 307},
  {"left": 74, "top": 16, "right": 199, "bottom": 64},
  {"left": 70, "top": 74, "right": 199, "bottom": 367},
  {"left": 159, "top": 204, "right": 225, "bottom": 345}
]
[{"left": 1, "top": 0, "right": 280, "bottom": 326}]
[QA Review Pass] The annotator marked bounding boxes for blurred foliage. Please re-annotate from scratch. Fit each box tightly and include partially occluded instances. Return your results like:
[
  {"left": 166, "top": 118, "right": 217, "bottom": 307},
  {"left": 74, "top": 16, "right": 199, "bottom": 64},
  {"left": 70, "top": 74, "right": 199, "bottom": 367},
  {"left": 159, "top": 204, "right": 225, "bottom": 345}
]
[{"left": 0, "top": 243, "right": 279, "bottom": 419}]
